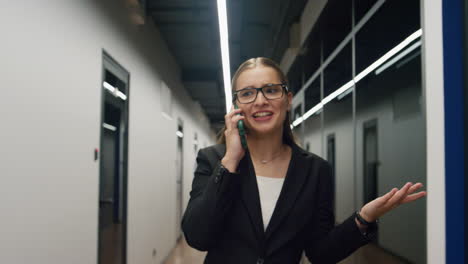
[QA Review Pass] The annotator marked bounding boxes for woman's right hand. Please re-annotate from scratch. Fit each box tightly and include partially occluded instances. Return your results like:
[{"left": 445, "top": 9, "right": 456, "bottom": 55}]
[{"left": 221, "top": 106, "right": 246, "bottom": 172}]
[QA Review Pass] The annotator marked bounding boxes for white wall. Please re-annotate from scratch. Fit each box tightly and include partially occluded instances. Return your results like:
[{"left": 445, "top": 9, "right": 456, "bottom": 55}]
[{"left": 0, "top": 1, "right": 215, "bottom": 264}]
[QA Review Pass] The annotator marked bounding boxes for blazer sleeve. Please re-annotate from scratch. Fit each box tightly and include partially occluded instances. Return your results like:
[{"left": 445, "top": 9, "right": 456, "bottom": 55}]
[
  {"left": 304, "top": 160, "right": 374, "bottom": 264},
  {"left": 181, "top": 147, "right": 242, "bottom": 251}
]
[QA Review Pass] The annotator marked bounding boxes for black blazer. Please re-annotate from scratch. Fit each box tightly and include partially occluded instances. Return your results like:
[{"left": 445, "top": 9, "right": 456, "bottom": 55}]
[{"left": 182, "top": 143, "right": 373, "bottom": 264}]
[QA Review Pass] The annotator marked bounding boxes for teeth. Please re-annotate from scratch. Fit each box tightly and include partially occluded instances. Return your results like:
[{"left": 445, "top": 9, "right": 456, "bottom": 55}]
[{"left": 254, "top": 112, "right": 272, "bottom": 117}]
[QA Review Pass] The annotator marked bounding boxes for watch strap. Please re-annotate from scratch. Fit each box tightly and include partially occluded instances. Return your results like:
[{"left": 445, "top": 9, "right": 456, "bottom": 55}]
[{"left": 355, "top": 211, "right": 378, "bottom": 226}]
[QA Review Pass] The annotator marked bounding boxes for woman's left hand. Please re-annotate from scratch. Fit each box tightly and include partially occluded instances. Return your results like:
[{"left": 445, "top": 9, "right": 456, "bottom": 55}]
[{"left": 359, "top": 182, "right": 427, "bottom": 222}]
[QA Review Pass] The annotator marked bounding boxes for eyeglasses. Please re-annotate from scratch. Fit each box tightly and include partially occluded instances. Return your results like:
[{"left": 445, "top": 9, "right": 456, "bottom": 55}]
[{"left": 233, "top": 84, "right": 288, "bottom": 104}]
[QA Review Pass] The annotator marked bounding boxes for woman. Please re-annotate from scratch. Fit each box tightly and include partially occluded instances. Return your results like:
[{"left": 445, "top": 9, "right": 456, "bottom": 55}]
[{"left": 182, "top": 57, "right": 426, "bottom": 264}]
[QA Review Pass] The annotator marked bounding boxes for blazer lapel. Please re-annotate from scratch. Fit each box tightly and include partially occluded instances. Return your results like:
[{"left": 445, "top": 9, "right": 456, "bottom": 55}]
[
  {"left": 264, "top": 143, "right": 310, "bottom": 241},
  {"left": 239, "top": 150, "right": 266, "bottom": 244}
]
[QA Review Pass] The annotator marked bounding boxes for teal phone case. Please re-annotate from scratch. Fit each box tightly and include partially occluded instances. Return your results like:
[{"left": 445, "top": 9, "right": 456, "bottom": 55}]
[{"left": 234, "top": 104, "right": 247, "bottom": 149}]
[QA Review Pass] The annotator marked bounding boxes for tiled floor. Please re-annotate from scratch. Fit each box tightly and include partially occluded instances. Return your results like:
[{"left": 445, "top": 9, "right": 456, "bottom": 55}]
[{"left": 164, "top": 237, "right": 406, "bottom": 264}]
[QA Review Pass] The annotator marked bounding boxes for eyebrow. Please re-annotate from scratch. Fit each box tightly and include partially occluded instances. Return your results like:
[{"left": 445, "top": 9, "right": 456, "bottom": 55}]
[{"left": 239, "top": 83, "right": 275, "bottom": 90}]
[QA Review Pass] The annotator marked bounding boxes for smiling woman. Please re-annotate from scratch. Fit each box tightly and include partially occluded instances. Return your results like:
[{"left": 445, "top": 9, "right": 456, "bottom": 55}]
[
  {"left": 216, "top": 57, "right": 297, "bottom": 146},
  {"left": 181, "top": 57, "right": 426, "bottom": 264}
]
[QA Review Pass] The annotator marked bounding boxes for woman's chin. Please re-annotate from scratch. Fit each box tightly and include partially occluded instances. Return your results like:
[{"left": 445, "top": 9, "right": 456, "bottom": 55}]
[{"left": 248, "top": 124, "right": 278, "bottom": 136}]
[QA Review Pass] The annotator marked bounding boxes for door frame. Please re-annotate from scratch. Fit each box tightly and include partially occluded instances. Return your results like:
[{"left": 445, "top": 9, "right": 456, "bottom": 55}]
[
  {"left": 176, "top": 118, "right": 184, "bottom": 240},
  {"left": 98, "top": 50, "right": 130, "bottom": 264}
]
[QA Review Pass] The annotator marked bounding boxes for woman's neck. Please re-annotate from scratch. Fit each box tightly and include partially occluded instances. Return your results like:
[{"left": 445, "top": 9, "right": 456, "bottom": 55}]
[{"left": 247, "top": 129, "right": 286, "bottom": 160}]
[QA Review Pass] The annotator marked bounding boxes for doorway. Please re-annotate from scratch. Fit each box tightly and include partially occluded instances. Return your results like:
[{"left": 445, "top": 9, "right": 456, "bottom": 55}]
[
  {"left": 363, "top": 119, "right": 378, "bottom": 205},
  {"left": 98, "top": 52, "right": 130, "bottom": 264},
  {"left": 175, "top": 119, "right": 184, "bottom": 240},
  {"left": 326, "top": 134, "right": 336, "bottom": 213}
]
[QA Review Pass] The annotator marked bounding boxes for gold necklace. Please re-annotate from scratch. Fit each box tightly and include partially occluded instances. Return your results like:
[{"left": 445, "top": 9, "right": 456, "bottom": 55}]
[{"left": 254, "top": 146, "right": 285, "bottom": 164}]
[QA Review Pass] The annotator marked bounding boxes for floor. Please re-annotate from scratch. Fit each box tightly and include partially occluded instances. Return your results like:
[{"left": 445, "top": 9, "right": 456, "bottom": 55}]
[
  {"left": 164, "top": 237, "right": 406, "bottom": 264},
  {"left": 99, "top": 202, "right": 123, "bottom": 264},
  {"left": 164, "top": 237, "right": 207, "bottom": 264},
  {"left": 99, "top": 223, "right": 123, "bottom": 264}
]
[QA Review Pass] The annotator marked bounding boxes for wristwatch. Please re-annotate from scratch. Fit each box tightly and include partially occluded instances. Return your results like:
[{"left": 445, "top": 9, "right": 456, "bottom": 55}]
[{"left": 355, "top": 211, "right": 378, "bottom": 238}]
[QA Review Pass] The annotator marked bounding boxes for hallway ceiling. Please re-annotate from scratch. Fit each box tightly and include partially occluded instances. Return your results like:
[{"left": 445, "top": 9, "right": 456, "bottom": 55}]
[{"left": 145, "top": 0, "right": 307, "bottom": 130}]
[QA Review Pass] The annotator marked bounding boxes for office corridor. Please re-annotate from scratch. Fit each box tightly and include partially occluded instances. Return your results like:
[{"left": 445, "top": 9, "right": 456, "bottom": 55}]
[{"left": 0, "top": 0, "right": 464, "bottom": 263}]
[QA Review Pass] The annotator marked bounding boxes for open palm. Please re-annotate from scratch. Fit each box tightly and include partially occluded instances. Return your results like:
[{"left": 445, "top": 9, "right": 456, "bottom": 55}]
[{"left": 360, "top": 182, "right": 427, "bottom": 222}]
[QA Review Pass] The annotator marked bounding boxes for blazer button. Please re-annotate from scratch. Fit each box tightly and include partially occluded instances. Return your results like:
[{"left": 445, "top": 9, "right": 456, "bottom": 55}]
[
  {"left": 214, "top": 176, "right": 220, "bottom": 183},
  {"left": 256, "top": 258, "right": 264, "bottom": 264}
]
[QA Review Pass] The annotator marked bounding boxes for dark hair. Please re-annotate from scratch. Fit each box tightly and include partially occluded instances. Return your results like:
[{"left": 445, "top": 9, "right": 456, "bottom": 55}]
[{"left": 216, "top": 57, "right": 298, "bottom": 146}]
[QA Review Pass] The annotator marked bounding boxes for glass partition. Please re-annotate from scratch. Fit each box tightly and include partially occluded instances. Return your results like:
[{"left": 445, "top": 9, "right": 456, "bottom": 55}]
[
  {"left": 296, "top": 0, "right": 426, "bottom": 262},
  {"left": 355, "top": 1, "right": 425, "bottom": 263},
  {"left": 323, "top": 43, "right": 354, "bottom": 223},
  {"left": 303, "top": 76, "right": 322, "bottom": 157}
]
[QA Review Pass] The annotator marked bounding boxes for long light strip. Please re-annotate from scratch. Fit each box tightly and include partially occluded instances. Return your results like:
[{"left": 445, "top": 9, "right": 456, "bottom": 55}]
[
  {"left": 302, "top": 102, "right": 324, "bottom": 120},
  {"left": 321, "top": 80, "right": 355, "bottom": 105},
  {"left": 216, "top": 0, "right": 232, "bottom": 113},
  {"left": 337, "top": 87, "right": 354, "bottom": 100},
  {"left": 375, "top": 40, "right": 422, "bottom": 75},
  {"left": 354, "top": 29, "right": 422, "bottom": 83},
  {"left": 292, "top": 29, "right": 423, "bottom": 128}
]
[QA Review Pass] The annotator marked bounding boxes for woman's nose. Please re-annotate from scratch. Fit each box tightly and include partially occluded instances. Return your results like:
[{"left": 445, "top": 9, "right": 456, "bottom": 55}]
[{"left": 253, "top": 90, "right": 268, "bottom": 105}]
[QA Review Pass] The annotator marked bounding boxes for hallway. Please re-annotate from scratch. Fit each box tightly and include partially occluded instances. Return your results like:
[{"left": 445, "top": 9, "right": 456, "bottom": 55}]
[{"left": 0, "top": 0, "right": 463, "bottom": 263}]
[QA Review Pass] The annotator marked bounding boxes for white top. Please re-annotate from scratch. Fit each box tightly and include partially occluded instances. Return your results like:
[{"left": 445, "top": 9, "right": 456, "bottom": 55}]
[{"left": 256, "top": 175, "right": 285, "bottom": 230}]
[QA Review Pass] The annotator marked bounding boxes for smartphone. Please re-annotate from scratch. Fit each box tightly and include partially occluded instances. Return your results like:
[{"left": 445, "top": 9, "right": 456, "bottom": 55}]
[{"left": 234, "top": 103, "right": 248, "bottom": 149}]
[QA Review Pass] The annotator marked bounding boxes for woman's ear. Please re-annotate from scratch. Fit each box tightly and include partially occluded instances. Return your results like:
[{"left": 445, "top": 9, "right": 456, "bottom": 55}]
[{"left": 287, "top": 92, "right": 293, "bottom": 111}]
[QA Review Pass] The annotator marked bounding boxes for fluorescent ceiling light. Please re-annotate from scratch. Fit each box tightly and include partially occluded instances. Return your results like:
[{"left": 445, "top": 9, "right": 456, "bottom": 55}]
[
  {"left": 302, "top": 102, "right": 323, "bottom": 121},
  {"left": 322, "top": 80, "right": 355, "bottom": 105},
  {"left": 217, "top": 0, "right": 232, "bottom": 113},
  {"left": 292, "top": 29, "right": 422, "bottom": 129},
  {"left": 116, "top": 90, "right": 127, "bottom": 101},
  {"left": 337, "top": 87, "right": 354, "bottom": 100},
  {"left": 396, "top": 50, "right": 421, "bottom": 68},
  {"left": 176, "top": 131, "right": 184, "bottom": 138},
  {"left": 354, "top": 29, "right": 422, "bottom": 83},
  {"left": 103, "top": 123, "right": 117, "bottom": 131},
  {"left": 375, "top": 40, "right": 422, "bottom": 75},
  {"left": 103, "top": 81, "right": 116, "bottom": 93},
  {"left": 292, "top": 117, "right": 304, "bottom": 127},
  {"left": 291, "top": 102, "right": 323, "bottom": 128},
  {"left": 103, "top": 81, "right": 127, "bottom": 101}
]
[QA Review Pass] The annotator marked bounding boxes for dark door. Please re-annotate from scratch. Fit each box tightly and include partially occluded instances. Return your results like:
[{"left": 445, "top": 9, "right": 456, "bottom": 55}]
[
  {"left": 98, "top": 52, "right": 130, "bottom": 264},
  {"left": 363, "top": 120, "right": 378, "bottom": 205}
]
